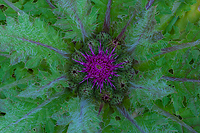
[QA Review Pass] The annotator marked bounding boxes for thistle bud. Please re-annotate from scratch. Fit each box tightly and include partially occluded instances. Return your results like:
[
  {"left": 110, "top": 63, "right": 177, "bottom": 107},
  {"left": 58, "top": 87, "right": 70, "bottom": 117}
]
[
  {"left": 68, "top": 64, "right": 85, "bottom": 83},
  {"left": 110, "top": 93, "right": 124, "bottom": 105},
  {"left": 78, "top": 81, "right": 94, "bottom": 98}
]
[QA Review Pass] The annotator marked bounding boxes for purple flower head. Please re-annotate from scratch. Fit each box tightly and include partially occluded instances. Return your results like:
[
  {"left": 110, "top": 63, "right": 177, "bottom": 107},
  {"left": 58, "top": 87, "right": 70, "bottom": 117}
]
[{"left": 72, "top": 42, "right": 124, "bottom": 93}]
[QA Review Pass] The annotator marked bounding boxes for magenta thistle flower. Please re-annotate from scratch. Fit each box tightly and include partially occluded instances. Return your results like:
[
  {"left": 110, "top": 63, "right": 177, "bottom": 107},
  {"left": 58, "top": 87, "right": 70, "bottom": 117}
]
[{"left": 72, "top": 42, "right": 124, "bottom": 92}]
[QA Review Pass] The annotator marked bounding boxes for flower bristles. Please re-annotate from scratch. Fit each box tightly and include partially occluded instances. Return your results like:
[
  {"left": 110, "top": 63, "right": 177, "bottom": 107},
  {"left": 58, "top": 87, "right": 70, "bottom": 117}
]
[{"left": 72, "top": 42, "right": 124, "bottom": 93}]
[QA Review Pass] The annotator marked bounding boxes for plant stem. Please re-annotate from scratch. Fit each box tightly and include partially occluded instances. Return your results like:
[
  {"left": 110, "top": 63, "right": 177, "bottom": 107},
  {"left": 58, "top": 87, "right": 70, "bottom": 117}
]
[
  {"left": 103, "top": 0, "right": 112, "bottom": 33},
  {"left": 161, "top": 76, "right": 200, "bottom": 83}
]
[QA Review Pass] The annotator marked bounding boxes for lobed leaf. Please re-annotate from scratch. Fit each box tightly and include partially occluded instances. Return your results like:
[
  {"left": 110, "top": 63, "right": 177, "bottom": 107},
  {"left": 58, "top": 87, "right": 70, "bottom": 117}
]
[{"left": 53, "top": 0, "right": 98, "bottom": 41}]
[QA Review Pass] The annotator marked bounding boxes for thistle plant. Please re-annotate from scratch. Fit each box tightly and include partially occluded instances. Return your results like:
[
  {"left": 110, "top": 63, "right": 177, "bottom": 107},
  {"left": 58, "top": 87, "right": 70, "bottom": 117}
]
[
  {"left": 0, "top": 0, "right": 200, "bottom": 133},
  {"left": 72, "top": 41, "right": 123, "bottom": 92}
]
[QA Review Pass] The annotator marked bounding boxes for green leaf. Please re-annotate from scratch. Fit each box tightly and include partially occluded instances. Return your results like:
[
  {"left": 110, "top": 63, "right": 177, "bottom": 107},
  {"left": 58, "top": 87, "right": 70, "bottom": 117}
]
[
  {"left": 66, "top": 97, "right": 101, "bottom": 133},
  {"left": 126, "top": 5, "right": 157, "bottom": 52},
  {"left": 109, "top": 109, "right": 144, "bottom": 133},
  {"left": 129, "top": 69, "right": 175, "bottom": 109},
  {"left": 0, "top": 10, "right": 6, "bottom": 21},
  {"left": 171, "top": 94, "right": 185, "bottom": 113},
  {"left": 53, "top": 0, "right": 98, "bottom": 41},
  {"left": 165, "top": 16, "right": 179, "bottom": 33},
  {"left": 18, "top": 73, "right": 67, "bottom": 99},
  {"left": 25, "top": 56, "right": 42, "bottom": 69},
  {"left": 14, "top": 62, "right": 29, "bottom": 80},
  {"left": 0, "top": 12, "right": 69, "bottom": 66},
  {"left": 0, "top": 90, "right": 66, "bottom": 133},
  {"left": 51, "top": 102, "right": 71, "bottom": 126}
]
